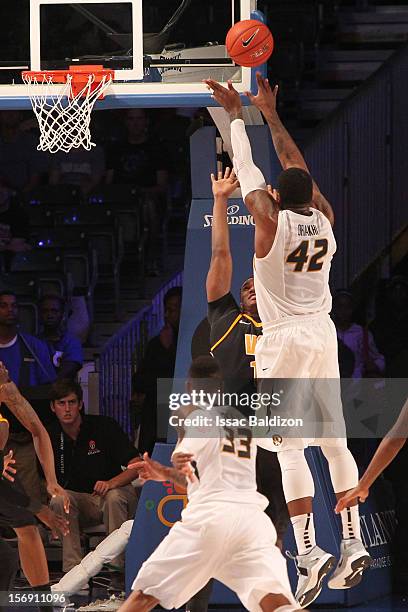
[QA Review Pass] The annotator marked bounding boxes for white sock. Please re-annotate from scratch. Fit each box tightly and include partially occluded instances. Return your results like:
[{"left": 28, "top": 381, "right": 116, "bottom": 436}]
[
  {"left": 340, "top": 504, "right": 361, "bottom": 541},
  {"left": 230, "top": 118, "right": 267, "bottom": 200},
  {"left": 291, "top": 513, "right": 316, "bottom": 556}
]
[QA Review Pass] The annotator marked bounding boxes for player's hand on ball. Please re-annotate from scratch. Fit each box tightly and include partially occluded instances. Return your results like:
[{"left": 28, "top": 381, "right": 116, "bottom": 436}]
[
  {"left": 245, "top": 72, "right": 278, "bottom": 116},
  {"left": 211, "top": 167, "right": 239, "bottom": 198},
  {"left": 203, "top": 79, "right": 242, "bottom": 114},
  {"left": 335, "top": 484, "right": 369, "bottom": 513}
]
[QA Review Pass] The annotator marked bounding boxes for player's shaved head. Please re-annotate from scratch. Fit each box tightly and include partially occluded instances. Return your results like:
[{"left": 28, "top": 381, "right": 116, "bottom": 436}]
[
  {"left": 278, "top": 167, "right": 313, "bottom": 209},
  {"left": 187, "top": 356, "right": 222, "bottom": 395},
  {"left": 188, "top": 355, "right": 220, "bottom": 380}
]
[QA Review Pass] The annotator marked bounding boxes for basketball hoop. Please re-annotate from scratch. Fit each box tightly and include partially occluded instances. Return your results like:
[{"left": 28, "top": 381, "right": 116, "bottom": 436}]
[{"left": 22, "top": 65, "right": 114, "bottom": 154}]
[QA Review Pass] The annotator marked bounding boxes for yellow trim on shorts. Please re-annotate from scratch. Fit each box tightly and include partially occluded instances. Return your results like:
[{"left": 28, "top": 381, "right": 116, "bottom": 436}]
[
  {"left": 0, "top": 413, "right": 9, "bottom": 425},
  {"left": 210, "top": 314, "right": 243, "bottom": 352}
]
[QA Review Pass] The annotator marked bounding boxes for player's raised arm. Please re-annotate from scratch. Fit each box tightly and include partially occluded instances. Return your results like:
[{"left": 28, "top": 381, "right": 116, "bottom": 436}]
[
  {"left": 206, "top": 168, "right": 239, "bottom": 302},
  {"left": 336, "top": 398, "right": 408, "bottom": 511},
  {"left": 246, "top": 72, "right": 334, "bottom": 226},
  {"left": 204, "top": 79, "right": 279, "bottom": 258}
]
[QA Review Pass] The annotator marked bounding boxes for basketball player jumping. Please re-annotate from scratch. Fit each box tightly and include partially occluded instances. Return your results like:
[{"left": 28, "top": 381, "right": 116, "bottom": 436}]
[
  {"left": 204, "top": 73, "right": 371, "bottom": 607},
  {"left": 119, "top": 356, "right": 303, "bottom": 612}
]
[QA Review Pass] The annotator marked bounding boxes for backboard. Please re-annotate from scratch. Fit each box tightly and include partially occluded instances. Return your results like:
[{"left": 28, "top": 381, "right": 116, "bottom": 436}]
[{"left": 0, "top": 0, "right": 265, "bottom": 109}]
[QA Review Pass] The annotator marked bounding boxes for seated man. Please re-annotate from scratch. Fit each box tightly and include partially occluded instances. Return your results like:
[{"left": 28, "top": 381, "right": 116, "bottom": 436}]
[{"left": 48, "top": 379, "right": 140, "bottom": 593}]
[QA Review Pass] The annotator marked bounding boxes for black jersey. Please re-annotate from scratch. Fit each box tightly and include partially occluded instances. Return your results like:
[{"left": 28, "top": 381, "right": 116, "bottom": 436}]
[{"left": 208, "top": 292, "right": 262, "bottom": 403}]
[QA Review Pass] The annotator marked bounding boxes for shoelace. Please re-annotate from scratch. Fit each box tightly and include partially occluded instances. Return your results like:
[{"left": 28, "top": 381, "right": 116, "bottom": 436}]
[{"left": 285, "top": 550, "right": 301, "bottom": 575}]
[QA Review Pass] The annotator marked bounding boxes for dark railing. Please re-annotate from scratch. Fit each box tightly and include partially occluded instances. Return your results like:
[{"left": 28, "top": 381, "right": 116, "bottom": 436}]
[
  {"left": 99, "top": 272, "right": 183, "bottom": 433},
  {"left": 304, "top": 44, "right": 408, "bottom": 289}
]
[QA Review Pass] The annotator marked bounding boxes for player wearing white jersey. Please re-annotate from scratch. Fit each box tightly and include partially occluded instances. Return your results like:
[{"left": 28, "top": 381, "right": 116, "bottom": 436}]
[
  {"left": 204, "top": 74, "right": 371, "bottom": 607},
  {"left": 119, "top": 357, "right": 301, "bottom": 612}
]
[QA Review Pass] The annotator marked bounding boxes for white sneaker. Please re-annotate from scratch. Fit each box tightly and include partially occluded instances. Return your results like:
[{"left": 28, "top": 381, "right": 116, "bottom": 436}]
[
  {"left": 328, "top": 538, "right": 372, "bottom": 589},
  {"left": 288, "top": 545, "right": 336, "bottom": 608},
  {"left": 77, "top": 594, "right": 125, "bottom": 612}
]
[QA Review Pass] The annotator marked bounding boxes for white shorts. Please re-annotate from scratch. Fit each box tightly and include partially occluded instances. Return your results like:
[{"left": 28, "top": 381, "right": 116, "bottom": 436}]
[
  {"left": 255, "top": 314, "right": 347, "bottom": 451},
  {"left": 132, "top": 503, "right": 296, "bottom": 611}
]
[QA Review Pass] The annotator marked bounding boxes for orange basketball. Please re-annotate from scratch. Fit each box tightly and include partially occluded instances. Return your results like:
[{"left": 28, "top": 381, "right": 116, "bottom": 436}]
[{"left": 226, "top": 20, "right": 274, "bottom": 68}]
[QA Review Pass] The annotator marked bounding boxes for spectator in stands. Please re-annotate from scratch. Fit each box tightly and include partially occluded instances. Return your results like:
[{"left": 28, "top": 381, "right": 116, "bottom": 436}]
[
  {"left": 48, "top": 379, "right": 140, "bottom": 592},
  {"left": 371, "top": 276, "right": 408, "bottom": 378},
  {"left": 332, "top": 290, "right": 385, "bottom": 378},
  {"left": 131, "top": 286, "right": 182, "bottom": 454},
  {"left": 150, "top": 108, "right": 191, "bottom": 207},
  {"left": 49, "top": 145, "right": 105, "bottom": 196},
  {"left": 0, "top": 182, "right": 31, "bottom": 259},
  {"left": 38, "top": 295, "right": 83, "bottom": 379},
  {"left": 106, "top": 108, "right": 169, "bottom": 275},
  {"left": 0, "top": 111, "right": 46, "bottom": 192},
  {"left": 337, "top": 338, "right": 355, "bottom": 378},
  {"left": 0, "top": 292, "right": 56, "bottom": 501}
]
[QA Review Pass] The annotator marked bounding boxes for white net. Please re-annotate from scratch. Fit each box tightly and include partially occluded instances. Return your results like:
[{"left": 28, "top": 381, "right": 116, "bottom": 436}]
[{"left": 22, "top": 71, "right": 112, "bottom": 154}]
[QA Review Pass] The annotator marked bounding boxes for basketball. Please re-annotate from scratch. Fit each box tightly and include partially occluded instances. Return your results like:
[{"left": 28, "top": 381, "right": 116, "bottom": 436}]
[{"left": 226, "top": 20, "right": 274, "bottom": 68}]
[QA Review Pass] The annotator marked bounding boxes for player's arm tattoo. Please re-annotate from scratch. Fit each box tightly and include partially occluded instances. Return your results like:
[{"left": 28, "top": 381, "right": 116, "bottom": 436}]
[
  {"left": 1, "top": 383, "right": 42, "bottom": 433},
  {"left": 264, "top": 110, "right": 335, "bottom": 225},
  {"left": 311, "top": 192, "right": 335, "bottom": 227},
  {"left": 263, "top": 110, "right": 308, "bottom": 171}
]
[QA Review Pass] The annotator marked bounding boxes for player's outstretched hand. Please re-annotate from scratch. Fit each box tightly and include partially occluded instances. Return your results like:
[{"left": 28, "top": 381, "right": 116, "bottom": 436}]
[
  {"left": 128, "top": 452, "right": 169, "bottom": 483},
  {"left": 2, "top": 450, "right": 16, "bottom": 482},
  {"left": 211, "top": 167, "right": 239, "bottom": 198},
  {"left": 203, "top": 79, "right": 242, "bottom": 115},
  {"left": 245, "top": 71, "right": 278, "bottom": 116},
  {"left": 335, "top": 484, "right": 369, "bottom": 513}
]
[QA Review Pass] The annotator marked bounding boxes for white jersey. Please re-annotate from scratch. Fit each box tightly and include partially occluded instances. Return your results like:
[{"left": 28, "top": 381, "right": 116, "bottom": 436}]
[
  {"left": 172, "top": 407, "right": 267, "bottom": 512},
  {"left": 254, "top": 208, "right": 336, "bottom": 330}
]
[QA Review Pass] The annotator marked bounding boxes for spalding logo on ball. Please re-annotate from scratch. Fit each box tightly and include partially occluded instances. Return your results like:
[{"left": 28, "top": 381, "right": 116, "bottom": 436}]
[{"left": 226, "top": 20, "right": 274, "bottom": 68}]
